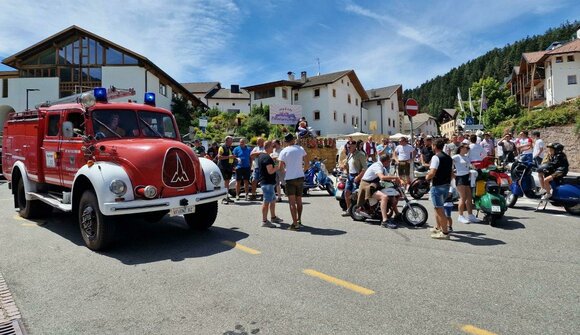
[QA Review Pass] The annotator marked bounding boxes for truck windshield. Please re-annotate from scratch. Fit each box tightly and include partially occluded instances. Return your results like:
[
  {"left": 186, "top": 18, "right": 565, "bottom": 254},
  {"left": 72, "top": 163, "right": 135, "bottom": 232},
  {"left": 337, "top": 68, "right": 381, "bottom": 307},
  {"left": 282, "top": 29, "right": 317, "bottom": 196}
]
[{"left": 92, "top": 110, "right": 177, "bottom": 139}]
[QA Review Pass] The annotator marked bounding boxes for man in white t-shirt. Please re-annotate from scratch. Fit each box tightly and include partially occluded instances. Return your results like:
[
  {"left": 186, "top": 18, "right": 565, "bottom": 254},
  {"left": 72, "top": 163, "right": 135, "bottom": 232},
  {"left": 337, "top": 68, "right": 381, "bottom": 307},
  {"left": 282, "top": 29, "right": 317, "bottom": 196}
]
[
  {"left": 279, "top": 133, "right": 307, "bottom": 230},
  {"left": 468, "top": 135, "right": 486, "bottom": 163},
  {"left": 480, "top": 133, "right": 495, "bottom": 158},
  {"left": 250, "top": 137, "right": 265, "bottom": 200},
  {"left": 516, "top": 130, "right": 533, "bottom": 158},
  {"left": 532, "top": 131, "right": 545, "bottom": 166},
  {"left": 393, "top": 137, "right": 415, "bottom": 187},
  {"left": 357, "top": 155, "right": 401, "bottom": 228}
]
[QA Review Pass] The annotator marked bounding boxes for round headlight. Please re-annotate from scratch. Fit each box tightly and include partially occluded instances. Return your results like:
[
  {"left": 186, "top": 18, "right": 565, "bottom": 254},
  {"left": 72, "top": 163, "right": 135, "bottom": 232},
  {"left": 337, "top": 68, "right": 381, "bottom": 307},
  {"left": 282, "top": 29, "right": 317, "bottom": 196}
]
[
  {"left": 109, "top": 179, "right": 127, "bottom": 196},
  {"left": 144, "top": 185, "right": 157, "bottom": 198},
  {"left": 80, "top": 93, "right": 96, "bottom": 109},
  {"left": 210, "top": 171, "right": 222, "bottom": 186}
]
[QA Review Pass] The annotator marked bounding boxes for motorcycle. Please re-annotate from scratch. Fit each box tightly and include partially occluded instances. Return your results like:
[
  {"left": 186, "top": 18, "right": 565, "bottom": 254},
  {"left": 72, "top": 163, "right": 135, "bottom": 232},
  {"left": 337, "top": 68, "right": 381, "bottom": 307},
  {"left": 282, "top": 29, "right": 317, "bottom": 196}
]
[
  {"left": 536, "top": 175, "right": 580, "bottom": 215},
  {"left": 303, "top": 159, "right": 335, "bottom": 196},
  {"left": 472, "top": 168, "right": 508, "bottom": 227},
  {"left": 408, "top": 162, "right": 430, "bottom": 200},
  {"left": 348, "top": 181, "right": 428, "bottom": 227},
  {"left": 505, "top": 155, "right": 542, "bottom": 207}
]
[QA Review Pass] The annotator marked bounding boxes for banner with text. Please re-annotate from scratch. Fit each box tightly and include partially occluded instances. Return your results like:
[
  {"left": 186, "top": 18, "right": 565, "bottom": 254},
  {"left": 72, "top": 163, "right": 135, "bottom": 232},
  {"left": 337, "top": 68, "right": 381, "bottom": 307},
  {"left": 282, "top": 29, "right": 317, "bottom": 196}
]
[{"left": 270, "top": 104, "right": 302, "bottom": 125}]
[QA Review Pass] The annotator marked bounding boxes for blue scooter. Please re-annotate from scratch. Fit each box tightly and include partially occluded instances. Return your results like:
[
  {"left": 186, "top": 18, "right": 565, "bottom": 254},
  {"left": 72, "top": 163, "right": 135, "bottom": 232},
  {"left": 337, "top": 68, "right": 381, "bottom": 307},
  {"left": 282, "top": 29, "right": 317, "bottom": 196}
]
[
  {"left": 536, "top": 176, "right": 580, "bottom": 215},
  {"left": 506, "top": 155, "right": 542, "bottom": 207},
  {"left": 303, "top": 159, "right": 335, "bottom": 196}
]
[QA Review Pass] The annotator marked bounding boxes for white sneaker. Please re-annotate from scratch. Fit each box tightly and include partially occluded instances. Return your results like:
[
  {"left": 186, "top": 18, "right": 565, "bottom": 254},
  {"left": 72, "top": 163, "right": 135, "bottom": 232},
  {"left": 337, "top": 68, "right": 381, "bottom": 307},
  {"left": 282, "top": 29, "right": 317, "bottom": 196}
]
[
  {"left": 541, "top": 193, "right": 552, "bottom": 200},
  {"left": 467, "top": 214, "right": 482, "bottom": 223},
  {"left": 538, "top": 188, "right": 547, "bottom": 195},
  {"left": 430, "top": 227, "right": 440, "bottom": 233},
  {"left": 458, "top": 215, "right": 470, "bottom": 224}
]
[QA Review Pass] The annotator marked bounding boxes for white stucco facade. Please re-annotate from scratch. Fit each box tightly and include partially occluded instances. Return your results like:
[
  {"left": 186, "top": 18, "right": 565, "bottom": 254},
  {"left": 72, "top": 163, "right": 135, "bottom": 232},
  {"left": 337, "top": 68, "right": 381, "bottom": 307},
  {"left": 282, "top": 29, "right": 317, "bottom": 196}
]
[
  {"left": 0, "top": 66, "right": 177, "bottom": 112},
  {"left": 0, "top": 77, "right": 60, "bottom": 111},
  {"left": 207, "top": 98, "right": 250, "bottom": 113},
  {"left": 363, "top": 98, "right": 401, "bottom": 135},
  {"left": 249, "top": 76, "right": 366, "bottom": 136},
  {"left": 544, "top": 54, "right": 580, "bottom": 106}
]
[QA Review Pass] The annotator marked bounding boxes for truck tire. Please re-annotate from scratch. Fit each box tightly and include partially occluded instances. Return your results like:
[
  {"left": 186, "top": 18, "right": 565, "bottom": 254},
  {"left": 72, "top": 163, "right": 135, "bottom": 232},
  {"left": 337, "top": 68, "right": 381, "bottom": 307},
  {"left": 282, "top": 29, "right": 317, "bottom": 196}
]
[
  {"left": 78, "top": 190, "right": 115, "bottom": 251},
  {"left": 16, "top": 178, "right": 52, "bottom": 219},
  {"left": 184, "top": 201, "right": 218, "bottom": 231}
]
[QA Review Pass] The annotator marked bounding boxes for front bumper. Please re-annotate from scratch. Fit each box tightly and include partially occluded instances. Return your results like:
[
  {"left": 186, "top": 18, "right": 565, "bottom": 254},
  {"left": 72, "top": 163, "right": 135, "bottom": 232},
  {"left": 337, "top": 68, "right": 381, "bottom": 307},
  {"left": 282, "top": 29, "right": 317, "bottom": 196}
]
[{"left": 101, "top": 188, "right": 227, "bottom": 216}]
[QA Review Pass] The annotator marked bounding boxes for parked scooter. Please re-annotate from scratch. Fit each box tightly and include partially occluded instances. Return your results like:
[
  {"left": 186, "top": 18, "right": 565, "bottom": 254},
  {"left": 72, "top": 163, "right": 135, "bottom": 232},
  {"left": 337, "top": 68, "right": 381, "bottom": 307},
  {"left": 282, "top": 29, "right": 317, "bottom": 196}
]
[
  {"left": 348, "top": 181, "right": 428, "bottom": 227},
  {"left": 303, "top": 159, "right": 335, "bottom": 196},
  {"left": 335, "top": 172, "right": 348, "bottom": 211},
  {"left": 536, "top": 175, "right": 580, "bottom": 215},
  {"left": 506, "top": 155, "right": 542, "bottom": 207},
  {"left": 472, "top": 168, "right": 508, "bottom": 226}
]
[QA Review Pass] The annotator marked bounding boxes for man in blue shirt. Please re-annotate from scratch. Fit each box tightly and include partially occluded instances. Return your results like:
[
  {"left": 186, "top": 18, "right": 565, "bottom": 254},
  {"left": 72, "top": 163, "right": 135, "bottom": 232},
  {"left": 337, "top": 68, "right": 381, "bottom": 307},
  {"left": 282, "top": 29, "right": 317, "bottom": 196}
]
[{"left": 233, "top": 138, "right": 252, "bottom": 200}]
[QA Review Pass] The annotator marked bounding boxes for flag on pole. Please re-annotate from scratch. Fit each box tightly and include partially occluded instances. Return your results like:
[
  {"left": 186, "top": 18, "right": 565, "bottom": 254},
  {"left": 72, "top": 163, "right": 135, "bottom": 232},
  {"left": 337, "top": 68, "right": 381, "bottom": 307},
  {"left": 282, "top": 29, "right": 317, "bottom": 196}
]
[
  {"left": 457, "top": 87, "right": 465, "bottom": 112},
  {"left": 468, "top": 88, "right": 476, "bottom": 117},
  {"left": 481, "top": 87, "right": 488, "bottom": 110}
]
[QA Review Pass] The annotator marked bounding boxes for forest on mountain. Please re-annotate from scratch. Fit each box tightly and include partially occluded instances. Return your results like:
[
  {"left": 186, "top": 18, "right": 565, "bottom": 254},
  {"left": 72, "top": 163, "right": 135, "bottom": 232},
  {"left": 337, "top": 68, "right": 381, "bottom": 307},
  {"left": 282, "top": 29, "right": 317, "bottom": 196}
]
[{"left": 404, "top": 21, "right": 580, "bottom": 116}]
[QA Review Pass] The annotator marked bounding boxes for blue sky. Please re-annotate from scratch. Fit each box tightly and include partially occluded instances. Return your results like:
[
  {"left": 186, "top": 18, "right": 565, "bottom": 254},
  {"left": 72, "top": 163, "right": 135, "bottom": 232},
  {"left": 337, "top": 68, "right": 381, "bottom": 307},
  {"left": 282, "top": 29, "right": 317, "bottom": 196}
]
[{"left": 0, "top": 0, "right": 579, "bottom": 90}]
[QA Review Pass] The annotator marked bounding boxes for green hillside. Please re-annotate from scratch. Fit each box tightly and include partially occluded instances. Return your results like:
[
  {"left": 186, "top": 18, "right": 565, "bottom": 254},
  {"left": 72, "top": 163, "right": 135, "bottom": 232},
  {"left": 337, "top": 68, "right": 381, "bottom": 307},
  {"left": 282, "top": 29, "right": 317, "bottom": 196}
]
[{"left": 404, "top": 21, "right": 580, "bottom": 116}]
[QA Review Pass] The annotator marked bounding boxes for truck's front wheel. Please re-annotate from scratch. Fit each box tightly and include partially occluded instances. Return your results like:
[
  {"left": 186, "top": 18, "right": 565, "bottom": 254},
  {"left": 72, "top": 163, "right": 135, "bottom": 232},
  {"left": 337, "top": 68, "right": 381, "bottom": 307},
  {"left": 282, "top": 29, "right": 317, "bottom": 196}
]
[
  {"left": 78, "top": 190, "right": 115, "bottom": 251},
  {"left": 184, "top": 201, "right": 218, "bottom": 231},
  {"left": 16, "top": 178, "right": 52, "bottom": 219}
]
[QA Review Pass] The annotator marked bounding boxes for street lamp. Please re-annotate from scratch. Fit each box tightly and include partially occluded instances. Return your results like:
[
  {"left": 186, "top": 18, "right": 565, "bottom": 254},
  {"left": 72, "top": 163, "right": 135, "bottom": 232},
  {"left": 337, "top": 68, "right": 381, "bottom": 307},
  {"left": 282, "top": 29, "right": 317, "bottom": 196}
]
[{"left": 26, "top": 88, "right": 39, "bottom": 110}]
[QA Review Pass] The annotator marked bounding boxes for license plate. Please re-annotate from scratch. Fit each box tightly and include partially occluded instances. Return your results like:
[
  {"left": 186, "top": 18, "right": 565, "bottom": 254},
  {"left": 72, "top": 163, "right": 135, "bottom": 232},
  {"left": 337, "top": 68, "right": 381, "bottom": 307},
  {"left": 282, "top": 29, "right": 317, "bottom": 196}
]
[
  {"left": 491, "top": 205, "right": 501, "bottom": 213},
  {"left": 170, "top": 205, "right": 195, "bottom": 216}
]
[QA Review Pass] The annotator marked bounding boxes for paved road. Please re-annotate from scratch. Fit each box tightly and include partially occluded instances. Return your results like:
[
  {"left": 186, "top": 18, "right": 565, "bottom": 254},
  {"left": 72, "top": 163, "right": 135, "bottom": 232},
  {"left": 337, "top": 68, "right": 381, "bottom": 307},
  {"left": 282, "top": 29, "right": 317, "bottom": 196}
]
[{"left": 0, "top": 183, "right": 579, "bottom": 335}]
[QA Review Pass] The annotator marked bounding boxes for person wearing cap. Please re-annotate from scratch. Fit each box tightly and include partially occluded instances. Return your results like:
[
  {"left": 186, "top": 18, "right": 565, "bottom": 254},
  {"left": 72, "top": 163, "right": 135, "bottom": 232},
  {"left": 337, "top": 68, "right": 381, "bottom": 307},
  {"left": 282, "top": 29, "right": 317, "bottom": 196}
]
[
  {"left": 278, "top": 133, "right": 307, "bottom": 230},
  {"left": 393, "top": 136, "right": 415, "bottom": 188}
]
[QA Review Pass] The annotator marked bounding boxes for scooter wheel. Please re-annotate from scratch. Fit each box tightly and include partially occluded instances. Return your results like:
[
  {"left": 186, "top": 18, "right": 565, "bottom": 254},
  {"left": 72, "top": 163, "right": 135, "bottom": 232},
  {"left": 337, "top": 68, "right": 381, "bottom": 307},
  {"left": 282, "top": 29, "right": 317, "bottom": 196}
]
[{"left": 506, "top": 191, "right": 518, "bottom": 208}]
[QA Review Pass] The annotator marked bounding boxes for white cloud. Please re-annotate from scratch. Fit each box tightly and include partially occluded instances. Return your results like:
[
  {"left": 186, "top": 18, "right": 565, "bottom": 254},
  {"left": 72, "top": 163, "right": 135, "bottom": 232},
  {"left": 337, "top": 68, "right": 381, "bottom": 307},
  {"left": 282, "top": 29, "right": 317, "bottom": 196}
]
[{"left": 0, "top": 0, "right": 243, "bottom": 82}]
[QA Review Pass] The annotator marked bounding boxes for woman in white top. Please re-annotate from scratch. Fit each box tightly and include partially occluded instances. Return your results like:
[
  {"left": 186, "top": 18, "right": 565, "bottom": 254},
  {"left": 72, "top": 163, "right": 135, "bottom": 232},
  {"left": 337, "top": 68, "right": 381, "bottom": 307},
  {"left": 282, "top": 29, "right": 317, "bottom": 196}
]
[{"left": 452, "top": 142, "right": 479, "bottom": 224}]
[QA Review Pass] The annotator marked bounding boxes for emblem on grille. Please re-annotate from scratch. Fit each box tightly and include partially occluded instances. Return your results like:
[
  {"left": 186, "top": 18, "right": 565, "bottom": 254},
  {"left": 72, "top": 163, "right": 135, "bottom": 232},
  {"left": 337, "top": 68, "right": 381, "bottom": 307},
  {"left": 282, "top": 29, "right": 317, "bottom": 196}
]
[
  {"left": 171, "top": 154, "right": 190, "bottom": 183},
  {"left": 162, "top": 148, "right": 195, "bottom": 187}
]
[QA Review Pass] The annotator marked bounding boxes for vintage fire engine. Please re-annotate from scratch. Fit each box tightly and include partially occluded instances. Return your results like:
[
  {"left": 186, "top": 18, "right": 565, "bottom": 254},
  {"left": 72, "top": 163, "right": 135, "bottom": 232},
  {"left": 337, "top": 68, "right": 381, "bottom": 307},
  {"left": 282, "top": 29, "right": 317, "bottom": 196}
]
[{"left": 2, "top": 87, "right": 226, "bottom": 250}]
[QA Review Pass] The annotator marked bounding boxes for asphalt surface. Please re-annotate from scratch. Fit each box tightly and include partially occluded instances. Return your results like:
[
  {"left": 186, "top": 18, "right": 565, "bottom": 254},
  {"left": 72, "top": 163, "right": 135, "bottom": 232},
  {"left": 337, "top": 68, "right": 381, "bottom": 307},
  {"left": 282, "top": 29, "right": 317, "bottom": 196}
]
[{"left": 0, "top": 183, "right": 579, "bottom": 335}]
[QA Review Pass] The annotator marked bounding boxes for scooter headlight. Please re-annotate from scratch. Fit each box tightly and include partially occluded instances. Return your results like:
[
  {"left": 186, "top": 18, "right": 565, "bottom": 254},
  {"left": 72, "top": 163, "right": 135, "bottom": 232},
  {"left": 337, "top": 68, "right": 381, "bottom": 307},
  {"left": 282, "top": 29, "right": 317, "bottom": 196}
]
[{"left": 210, "top": 171, "right": 222, "bottom": 187}]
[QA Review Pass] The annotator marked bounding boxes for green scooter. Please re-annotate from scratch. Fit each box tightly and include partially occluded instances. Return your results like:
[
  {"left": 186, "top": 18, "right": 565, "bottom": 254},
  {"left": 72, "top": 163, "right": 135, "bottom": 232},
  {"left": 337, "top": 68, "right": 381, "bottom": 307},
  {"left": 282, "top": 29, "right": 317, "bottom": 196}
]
[{"left": 472, "top": 167, "right": 508, "bottom": 227}]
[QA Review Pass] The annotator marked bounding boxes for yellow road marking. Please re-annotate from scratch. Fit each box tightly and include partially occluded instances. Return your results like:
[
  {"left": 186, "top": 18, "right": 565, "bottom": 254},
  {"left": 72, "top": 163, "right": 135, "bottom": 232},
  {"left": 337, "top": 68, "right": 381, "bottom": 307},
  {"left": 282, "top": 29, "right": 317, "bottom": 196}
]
[
  {"left": 461, "top": 325, "right": 498, "bottom": 335},
  {"left": 221, "top": 240, "right": 261, "bottom": 255},
  {"left": 303, "top": 269, "right": 375, "bottom": 296},
  {"left": 13, "top": 215, "right": 25, "bottom": 221}
]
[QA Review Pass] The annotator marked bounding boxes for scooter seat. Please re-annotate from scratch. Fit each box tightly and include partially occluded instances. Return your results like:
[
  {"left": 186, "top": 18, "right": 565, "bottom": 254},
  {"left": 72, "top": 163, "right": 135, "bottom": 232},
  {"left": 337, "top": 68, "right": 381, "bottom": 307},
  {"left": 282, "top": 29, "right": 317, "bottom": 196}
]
[{"left": 562, "top": 176, "right": 580, "bottom": 186}]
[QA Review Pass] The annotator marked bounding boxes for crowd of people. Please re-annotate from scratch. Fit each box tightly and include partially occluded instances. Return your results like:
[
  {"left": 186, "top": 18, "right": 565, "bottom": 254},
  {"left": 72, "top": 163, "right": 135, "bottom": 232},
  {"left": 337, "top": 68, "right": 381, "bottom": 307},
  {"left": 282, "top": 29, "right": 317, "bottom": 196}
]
[
  {"left": 337, "top": 129, "right": 570, "bottom": 239},
  {"left": 189, "top": 127, "right": 569, "bottom": 238}
]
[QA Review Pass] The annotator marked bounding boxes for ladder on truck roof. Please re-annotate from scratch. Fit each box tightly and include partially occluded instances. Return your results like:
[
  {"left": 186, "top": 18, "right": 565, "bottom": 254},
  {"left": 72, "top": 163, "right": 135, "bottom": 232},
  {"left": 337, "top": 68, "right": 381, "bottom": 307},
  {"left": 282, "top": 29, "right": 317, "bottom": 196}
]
[{"left": 37, "top": 86, "right": 136, "bottom": 108}]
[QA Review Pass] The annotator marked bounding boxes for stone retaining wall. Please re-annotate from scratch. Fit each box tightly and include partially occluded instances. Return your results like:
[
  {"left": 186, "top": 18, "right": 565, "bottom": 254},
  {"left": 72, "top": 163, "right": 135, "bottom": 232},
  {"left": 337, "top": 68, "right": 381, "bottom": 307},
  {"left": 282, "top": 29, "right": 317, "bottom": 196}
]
[{"left": 532, "top": 125, "right": 579, "bottom": 171}]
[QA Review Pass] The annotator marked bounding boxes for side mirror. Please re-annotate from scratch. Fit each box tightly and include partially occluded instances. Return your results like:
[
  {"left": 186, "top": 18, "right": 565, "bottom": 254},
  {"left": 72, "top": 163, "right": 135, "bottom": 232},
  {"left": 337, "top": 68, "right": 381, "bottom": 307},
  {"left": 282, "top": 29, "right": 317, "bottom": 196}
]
[{"left": 62, "top": 121, "right": 74, "bottom": 138}]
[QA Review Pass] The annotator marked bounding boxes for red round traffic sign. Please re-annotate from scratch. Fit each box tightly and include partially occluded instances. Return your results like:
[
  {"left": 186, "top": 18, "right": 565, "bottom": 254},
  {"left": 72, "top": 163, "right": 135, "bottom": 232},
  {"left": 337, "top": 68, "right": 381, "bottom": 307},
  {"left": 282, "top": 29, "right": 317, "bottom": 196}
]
[{"left": 405, "top": 98, "right": 419, "bottom": 117}]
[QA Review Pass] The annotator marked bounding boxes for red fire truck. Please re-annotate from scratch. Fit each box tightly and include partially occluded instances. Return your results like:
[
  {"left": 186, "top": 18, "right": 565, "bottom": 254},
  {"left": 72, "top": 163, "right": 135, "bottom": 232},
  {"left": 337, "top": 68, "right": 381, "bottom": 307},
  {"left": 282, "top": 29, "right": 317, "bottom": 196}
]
[{"left": 2, "top": 87, "right": 226, "bottom": 250}]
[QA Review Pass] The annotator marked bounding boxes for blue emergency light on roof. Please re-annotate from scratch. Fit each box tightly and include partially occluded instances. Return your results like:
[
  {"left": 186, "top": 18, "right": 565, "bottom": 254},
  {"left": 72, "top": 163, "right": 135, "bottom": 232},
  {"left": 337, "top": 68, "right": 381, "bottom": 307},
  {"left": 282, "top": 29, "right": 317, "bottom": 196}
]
[
  {"left": 94, "top": 87, "right": 108, "bottom": 102},
  {"left": 144, "top": 92, "right": 156, "bottom": 106}
]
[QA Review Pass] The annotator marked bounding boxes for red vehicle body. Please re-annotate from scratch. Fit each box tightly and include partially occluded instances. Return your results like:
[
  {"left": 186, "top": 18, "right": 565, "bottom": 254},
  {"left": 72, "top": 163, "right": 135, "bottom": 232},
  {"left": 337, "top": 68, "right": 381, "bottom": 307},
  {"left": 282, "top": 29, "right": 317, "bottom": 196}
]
[{"left": 2, "top": 88, "right": 226, "bottom": 250}]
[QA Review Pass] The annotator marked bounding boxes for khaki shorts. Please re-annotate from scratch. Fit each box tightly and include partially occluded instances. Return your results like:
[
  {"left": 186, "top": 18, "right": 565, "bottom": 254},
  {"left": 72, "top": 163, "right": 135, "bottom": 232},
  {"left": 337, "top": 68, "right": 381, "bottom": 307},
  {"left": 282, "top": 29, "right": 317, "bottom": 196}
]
[
  {"left": 285, "top": 177, "right": 304, "bottom": 197},
  {"left": 398, "top": 161, "right": 410, "bottom": 177}
]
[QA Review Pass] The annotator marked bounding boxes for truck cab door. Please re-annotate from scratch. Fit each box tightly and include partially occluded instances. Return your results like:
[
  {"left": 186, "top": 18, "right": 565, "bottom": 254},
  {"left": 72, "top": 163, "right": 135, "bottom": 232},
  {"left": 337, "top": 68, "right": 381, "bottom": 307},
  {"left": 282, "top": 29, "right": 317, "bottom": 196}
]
[
  {"left": 59, "top": 109, "right": 85, "bottom": 188},
  {"left": 42, "top": 112, "right": 62, "bottom": 185}
]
